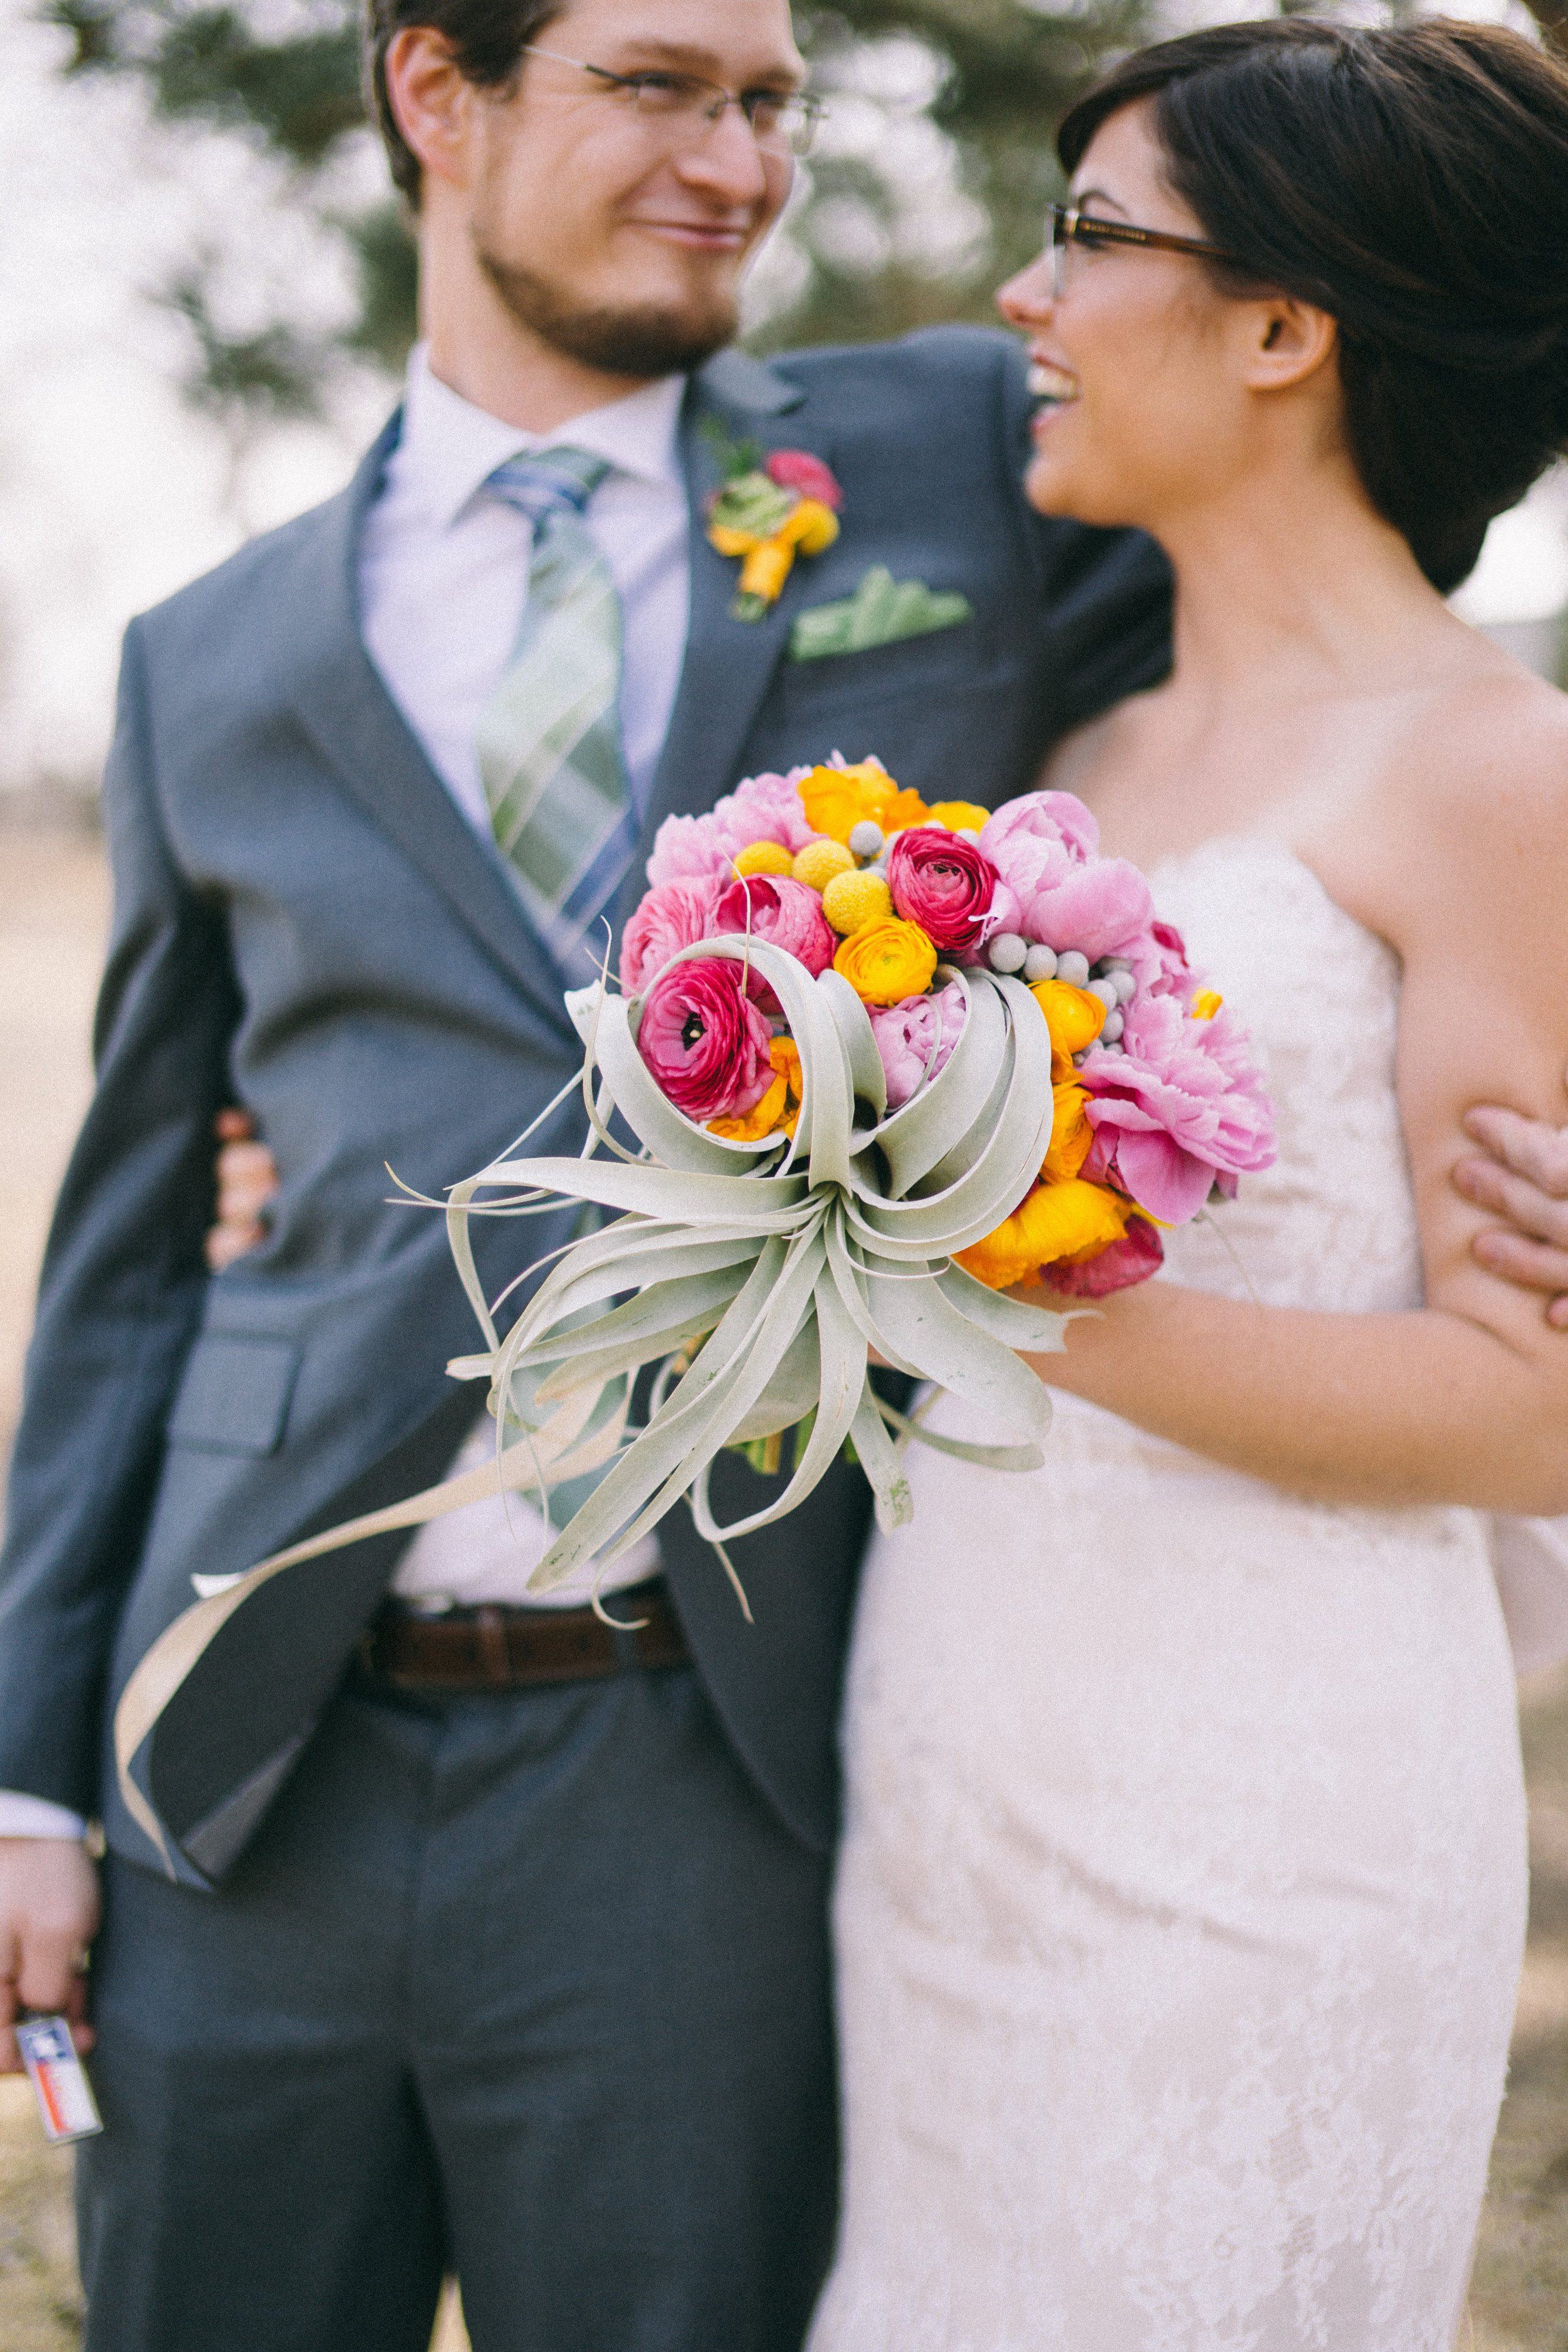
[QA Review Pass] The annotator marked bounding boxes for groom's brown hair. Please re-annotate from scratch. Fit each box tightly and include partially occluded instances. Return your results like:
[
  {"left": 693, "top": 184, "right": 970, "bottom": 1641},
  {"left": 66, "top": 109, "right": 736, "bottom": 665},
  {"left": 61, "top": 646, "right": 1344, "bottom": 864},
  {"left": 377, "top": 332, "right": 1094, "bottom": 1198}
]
[{"left": 365, "top": 0, "right": 567, "bottom": 203}]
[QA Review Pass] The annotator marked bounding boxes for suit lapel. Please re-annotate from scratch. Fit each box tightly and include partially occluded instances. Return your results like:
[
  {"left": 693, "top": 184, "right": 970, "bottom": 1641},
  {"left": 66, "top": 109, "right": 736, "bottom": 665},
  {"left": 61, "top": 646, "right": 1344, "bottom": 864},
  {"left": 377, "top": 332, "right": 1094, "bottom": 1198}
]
[
  {"left": 628, "top": 350, "right": 831, "bottom": 923},
  {"left": 280, "top": 417, "right": 574, "bottom": 1037}
]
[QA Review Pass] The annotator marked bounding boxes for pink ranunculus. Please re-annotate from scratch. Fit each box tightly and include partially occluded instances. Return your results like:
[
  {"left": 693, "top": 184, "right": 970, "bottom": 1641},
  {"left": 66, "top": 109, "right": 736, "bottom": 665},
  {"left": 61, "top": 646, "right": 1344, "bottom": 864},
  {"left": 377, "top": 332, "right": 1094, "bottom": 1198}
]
[
  {"left": 1045, "top": 1216, "right": 1165, "bottom": 1298},
  {"left": 765, "top": 449, "right": 844, "bottom": 511},
  {"left": 978, "top": 789, "right": 1153, "bottom": 961},
  {"left": 646, "top": 811, "right": 735, "bottom": 889},
  {"left": 1078, "top": 993, "right": 1275, "bottom": 1225},
  {"left": 709, "top": 874, "right": 836, "bottom": 1013},
  {"left": 619, "top": 876, "right": 724, "bottom": 997},
  {"left": 637, "top": 957, "right": 775, "bottom": 1122},
  {"left": 868, "top": 981, "right": 968, "bottom": 1110},
  {"left": 887, "top": 827, "right": 1004, "bottom": 957}
]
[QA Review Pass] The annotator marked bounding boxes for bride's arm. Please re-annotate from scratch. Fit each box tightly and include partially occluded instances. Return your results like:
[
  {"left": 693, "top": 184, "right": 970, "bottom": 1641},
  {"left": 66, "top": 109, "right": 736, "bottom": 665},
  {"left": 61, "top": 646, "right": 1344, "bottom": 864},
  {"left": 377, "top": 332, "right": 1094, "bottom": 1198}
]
[{"left": 1018, "top": 687, "right": 1568, "bottom": 1516}]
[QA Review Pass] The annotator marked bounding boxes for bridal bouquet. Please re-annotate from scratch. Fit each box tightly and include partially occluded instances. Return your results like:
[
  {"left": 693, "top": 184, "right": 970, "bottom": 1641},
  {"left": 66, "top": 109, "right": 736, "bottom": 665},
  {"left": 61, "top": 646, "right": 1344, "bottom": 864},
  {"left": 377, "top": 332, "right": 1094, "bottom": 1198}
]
[
  {"left": 111, "top": 755, "right": 1277, "bottom": 1851},
  {"left": 440, "top": 756, "right": 1275, "bottom": 1601}
]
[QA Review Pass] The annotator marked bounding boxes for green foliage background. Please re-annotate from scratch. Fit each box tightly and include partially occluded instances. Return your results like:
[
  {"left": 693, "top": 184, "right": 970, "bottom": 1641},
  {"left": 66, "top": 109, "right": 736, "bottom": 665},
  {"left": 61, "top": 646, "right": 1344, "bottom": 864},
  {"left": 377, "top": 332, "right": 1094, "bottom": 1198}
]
[
  {"left": 39, "top": 0, "right": 1154, "bottom": 425},
  {"left": 39, "top": 0, "right": 1566, "bottom": 436}
]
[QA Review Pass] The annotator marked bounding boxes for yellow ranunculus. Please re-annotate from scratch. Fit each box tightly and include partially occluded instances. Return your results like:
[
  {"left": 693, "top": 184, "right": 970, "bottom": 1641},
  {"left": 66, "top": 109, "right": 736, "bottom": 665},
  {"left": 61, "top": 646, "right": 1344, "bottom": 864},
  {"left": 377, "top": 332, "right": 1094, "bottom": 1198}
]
[
  {"left": 833, "top": 917, "right": 938, "bottom": 1006},
  {"left": 955, "top": 1176, "right": 1133, "bottom": 1291},
  {"left": 1029, "top": 978, "right": 1107, "bottom": 1077},
  {"left": 924, "top": 800, "right": 992, "bottom": 834},
  {"left": 708, "top": 1038, "right": 803, "bottom": 1142},
  {"left": 797, "top": 761, "right": 928, "bottom": 846},
  {"left": 1041, "top": 1080, "right": 1094, "bottom": 1182}
]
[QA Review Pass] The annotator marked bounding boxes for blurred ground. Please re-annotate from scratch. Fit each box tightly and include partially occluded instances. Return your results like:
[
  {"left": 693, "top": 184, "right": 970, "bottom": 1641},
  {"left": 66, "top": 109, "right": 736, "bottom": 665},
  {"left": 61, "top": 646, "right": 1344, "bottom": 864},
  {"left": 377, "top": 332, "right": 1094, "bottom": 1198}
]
[{"left": 1, "top": 826, "right": 1564, "bottom": 2348}]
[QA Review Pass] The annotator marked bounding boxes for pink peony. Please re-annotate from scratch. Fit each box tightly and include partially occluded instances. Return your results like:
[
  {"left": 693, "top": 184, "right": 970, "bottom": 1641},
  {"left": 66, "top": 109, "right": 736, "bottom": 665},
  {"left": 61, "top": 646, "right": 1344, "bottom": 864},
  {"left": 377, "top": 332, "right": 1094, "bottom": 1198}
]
[
  {"left": 638, "top": 957, "right": 775, "bottom": 1122},
  {"left": 868, "top": 981, "right": 968, "bottom": 1110},
  {"left": 1078, "top": 994, "right": 1276, "bottom": 1225},
  {"left": 1045, "top": 1216, "right": 1165, "bottom": 1298},
  {"left": 645, "top": 812, "right": 735, "bottom": 889},
  {"left": 713, "top": 767, "right": 818, "bottom": 857},
  {"left": 710, "top": 874, "right": 836, "bottom": 1013},
  {"left": 644, "top": 770, "right": 816, "bottom": 888},
  {"left": 620, "top": 876, "right": 724, "bottom": 996},
  {"left": 887, "top": 827, "right": 1004, "bottom": 957},
  {"left": 765, "top": 449, "right": 844, "bottom": 510},
  {"left": 977, "top": 790, "right": 1153, "bottom": 962}
]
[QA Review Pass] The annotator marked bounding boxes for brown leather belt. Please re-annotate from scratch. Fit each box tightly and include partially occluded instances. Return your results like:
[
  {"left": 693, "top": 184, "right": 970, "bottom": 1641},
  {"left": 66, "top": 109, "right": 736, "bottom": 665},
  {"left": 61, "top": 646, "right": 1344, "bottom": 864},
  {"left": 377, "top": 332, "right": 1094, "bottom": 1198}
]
[{"left": 357, "top": 1581, "right": 690, "bottom": 1692}]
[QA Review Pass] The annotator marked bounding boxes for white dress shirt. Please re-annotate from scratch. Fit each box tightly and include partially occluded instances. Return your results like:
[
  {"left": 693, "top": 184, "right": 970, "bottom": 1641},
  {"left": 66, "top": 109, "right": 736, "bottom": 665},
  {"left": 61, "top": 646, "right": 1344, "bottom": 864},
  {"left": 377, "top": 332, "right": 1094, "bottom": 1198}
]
[{"left": 0, "top": 356, "right": 690, "bottom": 1838}]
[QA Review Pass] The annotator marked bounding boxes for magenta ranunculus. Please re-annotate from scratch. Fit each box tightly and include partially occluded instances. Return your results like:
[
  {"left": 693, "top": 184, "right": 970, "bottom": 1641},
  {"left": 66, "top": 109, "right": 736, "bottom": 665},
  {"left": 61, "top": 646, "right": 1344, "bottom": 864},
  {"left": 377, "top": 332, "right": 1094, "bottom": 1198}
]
[
  {"left": 619, "top": 876, "right": 724, "bottom": 996},
  {"left": 637, "top": 958, "right": 775, "bottom": 1122},
  {"left": 867, "top": 981, "right": 968, "bottom": 1110},
  {"left": 1045, "top": 1216, "right": 1165, "bottom": 1298},
  {"left": 978, "top": 789, "right": 1153, "bottom": 962},
  {"left": 1078, "top": 993, "right": 1276, "bottom": 1224},
  {"left": 765, "top": 449, "right": 844, "bottom": 510},
  {"left": 887, "top": 827, "right": 1004, "bottom": 956},
  {"left": 709, "top": 874, "right": 836, "bottom": 1013}
]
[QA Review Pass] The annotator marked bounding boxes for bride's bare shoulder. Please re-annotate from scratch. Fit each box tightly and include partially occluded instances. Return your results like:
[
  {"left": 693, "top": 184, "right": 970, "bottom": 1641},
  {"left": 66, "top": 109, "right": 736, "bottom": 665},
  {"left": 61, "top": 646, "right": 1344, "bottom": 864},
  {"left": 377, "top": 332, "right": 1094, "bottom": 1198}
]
[{"left": 1370, "top": 654, "right": 1568, "bottom": 949}]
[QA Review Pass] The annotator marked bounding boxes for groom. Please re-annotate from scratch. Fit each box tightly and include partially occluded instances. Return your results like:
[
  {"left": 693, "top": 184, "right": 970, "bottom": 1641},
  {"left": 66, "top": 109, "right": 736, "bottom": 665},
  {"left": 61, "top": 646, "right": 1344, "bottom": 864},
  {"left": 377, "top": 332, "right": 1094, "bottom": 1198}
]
[{"left": 0, "top": 3, "right": 1560, "bottom": 2348}]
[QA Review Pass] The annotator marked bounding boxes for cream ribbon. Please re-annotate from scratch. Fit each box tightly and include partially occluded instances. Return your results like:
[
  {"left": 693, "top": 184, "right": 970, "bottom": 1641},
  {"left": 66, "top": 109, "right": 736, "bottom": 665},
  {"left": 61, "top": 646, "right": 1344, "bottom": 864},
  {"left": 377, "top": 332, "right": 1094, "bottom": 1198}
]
[{"left": 112, "top": 1382, "right": 626, "bottom": 1873}]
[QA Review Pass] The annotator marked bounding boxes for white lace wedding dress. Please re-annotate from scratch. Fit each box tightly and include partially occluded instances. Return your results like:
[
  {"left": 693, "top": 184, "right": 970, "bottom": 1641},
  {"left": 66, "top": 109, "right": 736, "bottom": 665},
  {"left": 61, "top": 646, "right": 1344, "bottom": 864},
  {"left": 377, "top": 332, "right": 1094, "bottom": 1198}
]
[{"left": 808, "top": 838, "right": 1528, "bottom": 2352}]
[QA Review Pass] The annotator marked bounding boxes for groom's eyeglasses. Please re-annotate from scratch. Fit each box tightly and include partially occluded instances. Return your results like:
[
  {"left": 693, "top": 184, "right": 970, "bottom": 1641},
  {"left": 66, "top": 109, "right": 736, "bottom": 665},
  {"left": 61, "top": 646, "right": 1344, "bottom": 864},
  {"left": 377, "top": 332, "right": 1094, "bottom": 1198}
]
[
  {"left": 1047, "top": 202, "right": 1235, "bottom": 300},
  {"left": 521, "top": 46, "right": 825, "bottom": 157}
]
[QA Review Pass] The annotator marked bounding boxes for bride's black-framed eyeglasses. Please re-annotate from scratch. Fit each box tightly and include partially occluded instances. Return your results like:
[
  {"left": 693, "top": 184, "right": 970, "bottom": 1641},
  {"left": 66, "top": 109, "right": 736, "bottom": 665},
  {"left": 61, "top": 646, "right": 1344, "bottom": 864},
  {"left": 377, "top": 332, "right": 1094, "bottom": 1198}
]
[
  {"left": 1047, "top": 201, "right": 1235, "bottom": 299},
  {"left": 521, "top": 45, "right": 825, "bottom": 157}
]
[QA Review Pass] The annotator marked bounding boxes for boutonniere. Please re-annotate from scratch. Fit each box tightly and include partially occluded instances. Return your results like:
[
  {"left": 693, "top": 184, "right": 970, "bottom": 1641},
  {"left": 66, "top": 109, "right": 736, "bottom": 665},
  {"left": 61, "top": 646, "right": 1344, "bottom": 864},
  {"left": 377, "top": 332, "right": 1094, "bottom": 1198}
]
[{"left": 702, "top": 423, "right": 843, "bottom": 622}]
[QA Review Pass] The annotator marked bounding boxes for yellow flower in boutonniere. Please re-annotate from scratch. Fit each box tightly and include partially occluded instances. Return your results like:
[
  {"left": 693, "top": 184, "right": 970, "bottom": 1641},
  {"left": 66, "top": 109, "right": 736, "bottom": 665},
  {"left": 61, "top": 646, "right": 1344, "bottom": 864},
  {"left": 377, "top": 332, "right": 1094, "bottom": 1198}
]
[{"left": 706, "top": 446, "right": 844, "bottom": 622}]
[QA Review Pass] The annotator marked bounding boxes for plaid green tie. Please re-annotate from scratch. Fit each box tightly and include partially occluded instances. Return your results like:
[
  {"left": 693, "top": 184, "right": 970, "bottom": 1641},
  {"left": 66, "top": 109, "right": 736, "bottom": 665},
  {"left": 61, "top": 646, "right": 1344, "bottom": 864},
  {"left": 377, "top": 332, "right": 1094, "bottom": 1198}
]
[{"left": 476, "top": 447, "right": 639, "bottom": 969}]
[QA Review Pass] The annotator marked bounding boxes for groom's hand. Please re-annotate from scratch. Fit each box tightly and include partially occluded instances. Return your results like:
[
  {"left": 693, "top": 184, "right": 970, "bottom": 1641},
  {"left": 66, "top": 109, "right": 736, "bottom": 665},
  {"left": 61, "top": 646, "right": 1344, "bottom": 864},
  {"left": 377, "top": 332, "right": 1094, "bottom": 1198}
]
[
  {"left": 0, "top": 1839, "right": 99, "bottom": 2071},
  {"left": 1455, "top": 1084, "right": 1568, "bottom": 1330}
]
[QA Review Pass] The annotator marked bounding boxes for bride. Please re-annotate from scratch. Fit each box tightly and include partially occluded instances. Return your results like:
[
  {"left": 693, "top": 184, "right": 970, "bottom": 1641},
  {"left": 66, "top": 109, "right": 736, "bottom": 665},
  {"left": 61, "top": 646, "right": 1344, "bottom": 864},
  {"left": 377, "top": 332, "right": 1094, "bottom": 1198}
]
[{"left": 808, "top": 19, "right": 1568, "bottom": 2351}]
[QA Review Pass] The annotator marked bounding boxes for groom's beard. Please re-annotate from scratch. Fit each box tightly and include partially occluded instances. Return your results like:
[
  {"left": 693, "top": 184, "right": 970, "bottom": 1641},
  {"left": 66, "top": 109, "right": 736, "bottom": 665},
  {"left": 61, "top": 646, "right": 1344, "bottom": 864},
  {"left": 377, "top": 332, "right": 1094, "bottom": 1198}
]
[{"left": 474, "top": 242, "right": 739, "bottom": 379}]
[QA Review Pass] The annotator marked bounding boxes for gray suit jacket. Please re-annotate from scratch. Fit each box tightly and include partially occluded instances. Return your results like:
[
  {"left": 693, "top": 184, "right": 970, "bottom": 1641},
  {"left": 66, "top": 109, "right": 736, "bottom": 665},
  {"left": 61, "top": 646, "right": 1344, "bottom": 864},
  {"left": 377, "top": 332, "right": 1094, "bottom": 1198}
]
[{"left": 0, "top": 330, "right": 1171, "bottom": 1883}]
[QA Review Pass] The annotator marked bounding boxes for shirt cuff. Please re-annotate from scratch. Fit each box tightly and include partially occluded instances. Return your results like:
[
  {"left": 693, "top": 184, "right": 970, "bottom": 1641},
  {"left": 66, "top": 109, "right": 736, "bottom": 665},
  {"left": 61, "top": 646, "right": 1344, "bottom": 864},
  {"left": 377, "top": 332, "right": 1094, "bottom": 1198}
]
[{"left": 0, "top": 1792, "right": 89, "bottom": 1842}]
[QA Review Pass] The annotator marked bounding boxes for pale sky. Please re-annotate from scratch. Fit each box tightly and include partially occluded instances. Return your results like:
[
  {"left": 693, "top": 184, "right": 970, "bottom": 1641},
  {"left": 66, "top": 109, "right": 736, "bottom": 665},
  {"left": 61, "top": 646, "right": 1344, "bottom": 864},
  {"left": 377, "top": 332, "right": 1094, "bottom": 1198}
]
[{"left": 1, "top": 0, "right": 1561, "bottom": 803}]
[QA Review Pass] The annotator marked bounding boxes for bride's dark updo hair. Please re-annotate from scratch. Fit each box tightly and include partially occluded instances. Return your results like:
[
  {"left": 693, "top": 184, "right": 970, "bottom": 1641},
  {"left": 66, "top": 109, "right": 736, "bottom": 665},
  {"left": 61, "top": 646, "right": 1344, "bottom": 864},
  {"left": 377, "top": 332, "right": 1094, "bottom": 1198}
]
[{"left": 1057, "top": 19, "right": 1568, "bottom": 593}]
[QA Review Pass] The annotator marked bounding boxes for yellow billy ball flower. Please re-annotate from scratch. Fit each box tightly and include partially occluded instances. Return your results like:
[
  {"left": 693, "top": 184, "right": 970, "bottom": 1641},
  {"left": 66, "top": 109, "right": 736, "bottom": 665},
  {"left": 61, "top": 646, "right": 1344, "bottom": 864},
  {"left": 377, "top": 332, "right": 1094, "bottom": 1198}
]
[
  {"left": 732, "top": 839, "right": 795, "bottom": 879},
  {"left": 821, "top": 869, "right": 895, "bottom": 936},
  {"left": 792, "top": 838, "right": 855, "bottom": 893},
  {"left": 834, "top": 917, "right": 938, "bottom": 1005}
]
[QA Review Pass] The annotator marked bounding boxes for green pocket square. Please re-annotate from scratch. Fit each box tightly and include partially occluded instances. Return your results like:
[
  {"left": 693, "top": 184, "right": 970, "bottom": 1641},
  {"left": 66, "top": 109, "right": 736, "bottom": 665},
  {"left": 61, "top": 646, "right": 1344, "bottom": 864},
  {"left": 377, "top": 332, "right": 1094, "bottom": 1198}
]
[{"left": 788, "top": 566, "right": 974, "bottom": 663}]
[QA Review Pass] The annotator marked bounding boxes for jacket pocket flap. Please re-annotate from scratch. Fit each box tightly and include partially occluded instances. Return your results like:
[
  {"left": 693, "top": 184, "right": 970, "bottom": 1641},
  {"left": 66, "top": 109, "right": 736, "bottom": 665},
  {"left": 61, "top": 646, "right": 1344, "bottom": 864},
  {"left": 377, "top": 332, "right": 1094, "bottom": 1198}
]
[{"left": 166, "top": 1335, "right": 301, "bottom": 1456}]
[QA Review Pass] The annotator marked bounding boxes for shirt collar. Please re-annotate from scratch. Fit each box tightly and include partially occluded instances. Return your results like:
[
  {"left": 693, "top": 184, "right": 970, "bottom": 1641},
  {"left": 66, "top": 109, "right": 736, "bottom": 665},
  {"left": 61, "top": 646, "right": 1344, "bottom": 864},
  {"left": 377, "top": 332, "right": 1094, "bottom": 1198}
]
[{"left": 396, "top": 343, "right": 687, "bottom": 528}]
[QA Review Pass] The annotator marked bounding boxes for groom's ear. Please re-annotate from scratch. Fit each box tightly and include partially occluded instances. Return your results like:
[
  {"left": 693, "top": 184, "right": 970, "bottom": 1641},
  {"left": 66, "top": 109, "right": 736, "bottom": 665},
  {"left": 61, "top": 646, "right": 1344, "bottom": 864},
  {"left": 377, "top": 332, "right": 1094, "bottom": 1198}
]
[{"left": 1236, "top": 296, "right": 1339, "bottom": 395}]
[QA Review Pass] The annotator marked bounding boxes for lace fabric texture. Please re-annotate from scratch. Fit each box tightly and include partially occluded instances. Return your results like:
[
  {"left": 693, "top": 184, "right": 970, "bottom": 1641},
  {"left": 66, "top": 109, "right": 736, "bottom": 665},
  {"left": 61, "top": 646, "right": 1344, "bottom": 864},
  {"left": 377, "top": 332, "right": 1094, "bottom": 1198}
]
[{"left": 810, "top": 840, "right": 1527, "bottom": 2352}]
